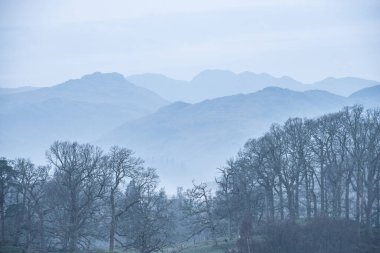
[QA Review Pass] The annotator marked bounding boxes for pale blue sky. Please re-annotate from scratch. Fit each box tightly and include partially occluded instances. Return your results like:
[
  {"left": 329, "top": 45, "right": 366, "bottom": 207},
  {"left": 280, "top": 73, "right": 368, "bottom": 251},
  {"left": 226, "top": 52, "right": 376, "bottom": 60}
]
[{"left": 0, "top": 0, "right": 379, "bottom": 87}]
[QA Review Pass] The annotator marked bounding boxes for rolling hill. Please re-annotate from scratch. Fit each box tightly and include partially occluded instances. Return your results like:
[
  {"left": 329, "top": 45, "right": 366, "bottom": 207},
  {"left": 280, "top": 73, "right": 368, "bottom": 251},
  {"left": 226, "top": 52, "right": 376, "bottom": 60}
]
[
  {"left": 99, "top": 86, "right": 378, "bottom": 191},
  {"left": 349, "top": 85, "right": 380, "bottom": 106},
  {"left": 0, "top": 72, "right": 168, "bottom": 161}
]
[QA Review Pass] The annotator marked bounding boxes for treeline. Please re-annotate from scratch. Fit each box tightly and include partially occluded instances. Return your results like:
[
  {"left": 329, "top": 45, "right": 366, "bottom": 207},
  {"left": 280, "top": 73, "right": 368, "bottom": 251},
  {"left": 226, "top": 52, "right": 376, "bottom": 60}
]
[
  {"left": 210, "top": 105, "right": 380, "bottom": 252},
  {"left": 0, "top": 143, "right": 175, "bottom": 253},
  {"left": 1, "top": 105, "right": 380, "bottom": 253}
]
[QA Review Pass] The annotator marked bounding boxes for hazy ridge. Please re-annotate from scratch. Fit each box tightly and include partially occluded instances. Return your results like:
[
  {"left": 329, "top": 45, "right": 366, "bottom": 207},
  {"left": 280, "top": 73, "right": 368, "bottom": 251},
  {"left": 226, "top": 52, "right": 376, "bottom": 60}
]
[
  {"left": 1, "top": 70, "right": 379, "bottom": 191},
  {"left": 127, "top": 69, "right": 380, "bottom": 102}
]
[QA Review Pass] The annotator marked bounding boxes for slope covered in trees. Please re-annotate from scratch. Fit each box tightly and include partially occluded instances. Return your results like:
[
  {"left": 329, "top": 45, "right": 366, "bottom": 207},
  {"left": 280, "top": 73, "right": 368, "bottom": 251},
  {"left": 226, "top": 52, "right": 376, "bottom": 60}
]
[
  {"left": 0, "top": 142, "right": 173, "bottom": 253},
  {"left": 211, "top": 105, "right": 380, "bottom": 252},
  {"left": 1, "top": 105, "right": 379, "bottom": 253},
  {"left": 102, "top": 87, "right": 380, "bottom": 191}
]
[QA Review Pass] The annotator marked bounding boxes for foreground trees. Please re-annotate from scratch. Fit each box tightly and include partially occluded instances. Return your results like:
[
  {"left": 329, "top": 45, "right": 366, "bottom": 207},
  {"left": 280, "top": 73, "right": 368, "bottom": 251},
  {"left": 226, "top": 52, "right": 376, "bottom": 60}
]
[
  {"left": 183, "top": 182, "right": 219, "bottom": 245},
  {"left": 104, "top": 146, "right": 143, "bottom": 252},
  {"left": 0, "top": 142, "right": 174, "bottom": 253},
  {"left": 120, "top": 169, "right": 174, "bottom": 253},
  {"left": 0, "top": 158, "right": 16, "bottom": 244},
  {"left": 211, "top": 105, "right": 380, "bottom": 252},
  {"left": 13, "top": 159, "right": 49, "bottom": 252},
  {"left": 46, "top": 141, "right": 107, "bottom": 251}
]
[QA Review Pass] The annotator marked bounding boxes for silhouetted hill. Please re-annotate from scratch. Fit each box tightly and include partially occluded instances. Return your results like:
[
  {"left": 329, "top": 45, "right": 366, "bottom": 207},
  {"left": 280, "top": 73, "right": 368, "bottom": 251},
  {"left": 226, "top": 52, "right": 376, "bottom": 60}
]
[
  {"left": 100, "top": 87, "right": 362, "bottom": 190},
  {"left": 310, "top": 77, "right": 380, "bottom": 97},
  {"left": 349, "top": 85, "right": 380, "bottom": 107},
  {"left": 0, "top": 72, "right": 168, "bottom": 161}
]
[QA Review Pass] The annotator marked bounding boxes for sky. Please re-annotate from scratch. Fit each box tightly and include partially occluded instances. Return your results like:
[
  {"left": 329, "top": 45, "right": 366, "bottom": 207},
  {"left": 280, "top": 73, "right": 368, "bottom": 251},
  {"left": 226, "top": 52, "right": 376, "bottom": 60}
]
[{"left": 0, "top": 0, "right": 379, "bottom": 87}]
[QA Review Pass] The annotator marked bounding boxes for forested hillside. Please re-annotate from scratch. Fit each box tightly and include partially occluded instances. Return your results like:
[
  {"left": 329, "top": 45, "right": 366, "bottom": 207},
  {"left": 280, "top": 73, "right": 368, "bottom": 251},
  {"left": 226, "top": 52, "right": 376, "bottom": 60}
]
[
  {"left": 101, "top": 86, "right": 380, "bottom": 190},
  {"left": 1, "top": 105, "right": 379, "bottom": 253}
]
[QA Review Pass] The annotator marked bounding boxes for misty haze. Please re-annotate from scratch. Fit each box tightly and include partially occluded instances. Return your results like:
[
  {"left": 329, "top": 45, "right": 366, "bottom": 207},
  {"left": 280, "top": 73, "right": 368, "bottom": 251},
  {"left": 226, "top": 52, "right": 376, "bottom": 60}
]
[{"left": 0, "top": 1, "right": 380, "bottom": 253}]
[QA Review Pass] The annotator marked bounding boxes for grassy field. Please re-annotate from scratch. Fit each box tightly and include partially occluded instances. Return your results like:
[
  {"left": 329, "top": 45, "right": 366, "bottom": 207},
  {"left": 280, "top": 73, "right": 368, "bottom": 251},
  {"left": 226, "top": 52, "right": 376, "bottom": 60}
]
[
  {"left": 0, "top": 246, "right": 24, "bottom": 253},
  {"left": 178, "top": 244, "right": 225, "bottom": 253},
  {"left": 164, "top": 240, "right": 235, "bottom": 253},
  {"left": 0, "top": 240, "right": 234, "bottom": 253}
]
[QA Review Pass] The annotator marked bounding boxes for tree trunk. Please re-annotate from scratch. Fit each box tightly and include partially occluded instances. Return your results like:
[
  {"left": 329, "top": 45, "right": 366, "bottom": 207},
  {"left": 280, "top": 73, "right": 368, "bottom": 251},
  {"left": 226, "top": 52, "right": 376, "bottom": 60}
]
[
  {"left": 0, "top": 199, "right": 4, "bottom": 243},
  {"left": 286, "top": 187, "right": 295, "bottom": 220},
  {"left": 109, "top": 191, "right": 116, "bottom": 252},
  {"left": 311, "top": 175, "right": 317, "bottom": 217},
  {"left": 69, "top": 189, "right": 78, "bottom": 252},
  {"left": 269, "top": 188, "right": 275, "bottom": 222},
  {"left": 345, "top": 179, "right": 350, "bottom": 220},
  {"left": 265, "top": 187, "right": 275, "bottom": 222},
  {"left": 305, "top": 170, "right": 311, "bottom": 219},
  {"left": 321, "top": 164, "right": 326, "bottom": 216},
  {"left": 356, "top": 179, "right": 360, "bottom": 222},
  {"left": 365, "top": 178, "right": 374, "bottom": 239},
  {"left": 279, "top": 183, "right": 284, "bottom": 220},
  {"left": 38, "top": 211, "right": 46, "bottom": 253},
  {"left": 376, "top": 180, "right": 380, "bottom": 242},
  {"left": 295, "top": 180, "right": 300, "bottom": 219}
]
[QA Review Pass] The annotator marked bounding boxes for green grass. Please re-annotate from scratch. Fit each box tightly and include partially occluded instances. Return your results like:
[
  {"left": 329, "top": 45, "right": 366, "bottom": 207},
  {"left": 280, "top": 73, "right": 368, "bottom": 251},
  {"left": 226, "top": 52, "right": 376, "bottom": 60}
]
[
  {"left": 0, "top": 239, "right": 235, "bottom": 253},
  {"left": 0, "top": 246, "right": 24, "bottom": 253},
  {"left": 165, "top": 239, "right": 235, "bottom": 253},
  {"left": 179, "top": 244, "right": 224, "bottom": 253}
]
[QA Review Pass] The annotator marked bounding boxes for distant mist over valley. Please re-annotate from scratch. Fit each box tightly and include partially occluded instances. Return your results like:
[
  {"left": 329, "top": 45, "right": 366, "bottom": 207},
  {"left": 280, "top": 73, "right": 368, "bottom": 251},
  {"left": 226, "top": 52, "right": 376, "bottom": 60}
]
[{"left": 1, "top": 70, "right": 379, "bottom": 192}]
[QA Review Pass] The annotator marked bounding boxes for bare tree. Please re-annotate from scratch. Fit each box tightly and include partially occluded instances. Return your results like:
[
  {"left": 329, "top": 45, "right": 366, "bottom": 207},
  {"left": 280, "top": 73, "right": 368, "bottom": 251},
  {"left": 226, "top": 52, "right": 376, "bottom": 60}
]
[
  {"left": 0, "top": 158, "right": 16, "bottom": 244},
  {"left": 215, "top": 159, "right": 238, "bottom": 239},
  {"left": 46, "top": 141, "right": 107, "bottom": 251},
  {"left": 362, "top": 109, "right": 380, "bottom": 238},
  {"left": 104, "top": 146, "right": 143, "bottom": 252},
  {"left": 184, "top": 182, "right": 219, "bottom": 246},
  {"left": 214, "top": 105, "right": 380, "bottom": 251},
  {"left": 240, "top": 138, "right": 276, "bottom": 222},
  {"left": 118, "top": 168, "right": 174, "bottom": 253},
  {"left": 13, "top": 158, "right": 50, "bottom": 252}
]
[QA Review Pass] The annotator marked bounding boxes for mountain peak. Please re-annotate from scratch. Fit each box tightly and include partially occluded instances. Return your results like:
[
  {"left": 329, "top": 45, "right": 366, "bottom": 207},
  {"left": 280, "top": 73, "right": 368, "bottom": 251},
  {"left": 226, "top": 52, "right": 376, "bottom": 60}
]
[
  {"left": 81, "top": 72, "right": 126, "bottom": 83},
  {"left": 191, "top": 69, "right": 236, "bottom": 82},
  {"left": 55, "top": 72, "right": 130, "bottom": 89}
]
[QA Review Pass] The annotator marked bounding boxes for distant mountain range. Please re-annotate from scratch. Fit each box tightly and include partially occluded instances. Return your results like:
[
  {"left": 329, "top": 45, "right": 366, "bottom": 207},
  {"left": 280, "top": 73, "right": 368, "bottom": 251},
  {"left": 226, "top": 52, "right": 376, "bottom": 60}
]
[
  {"left": 127, "top": 69, "right": 380, "bottom": 102},
  {"left": 1, "top": 71, "right": 379, "bottom": 192}
]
